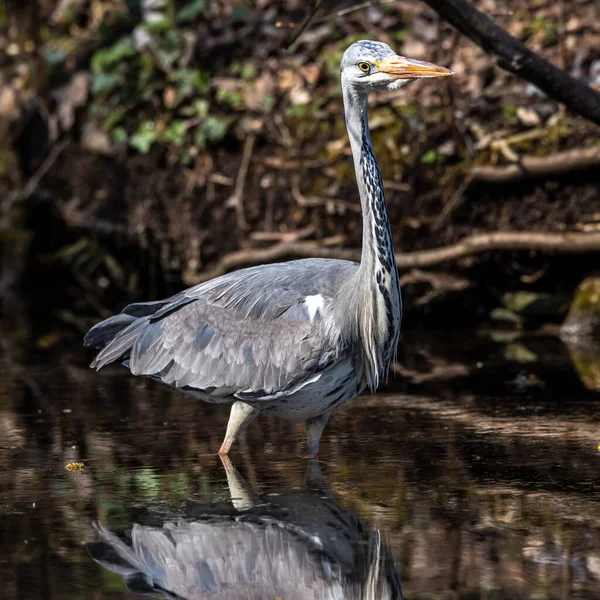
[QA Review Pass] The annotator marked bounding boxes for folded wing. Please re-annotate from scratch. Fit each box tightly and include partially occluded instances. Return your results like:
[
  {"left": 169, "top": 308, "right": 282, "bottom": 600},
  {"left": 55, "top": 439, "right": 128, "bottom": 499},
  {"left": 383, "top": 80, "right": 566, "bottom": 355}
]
[{"left": 87, "top": 259, "right": 358, "bottom": 403}]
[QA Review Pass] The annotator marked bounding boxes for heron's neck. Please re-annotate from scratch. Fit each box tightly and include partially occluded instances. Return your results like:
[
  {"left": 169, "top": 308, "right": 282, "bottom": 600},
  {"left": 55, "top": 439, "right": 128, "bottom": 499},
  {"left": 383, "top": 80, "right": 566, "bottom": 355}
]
[{"left": 341, "top": 83, "right": 402, "bottom": 389}]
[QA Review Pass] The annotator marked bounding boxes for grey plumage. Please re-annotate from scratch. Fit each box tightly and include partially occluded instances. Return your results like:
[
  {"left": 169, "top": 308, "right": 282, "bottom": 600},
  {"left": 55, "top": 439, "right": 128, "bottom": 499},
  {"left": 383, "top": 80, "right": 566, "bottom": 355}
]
[
  {"left": 88, "top": 259, "right": 357, "bottom": 403},
  {"left": 84, "top": 40, "right": 453, "bottom": 455},
  {"left": 86, "top": 459, "right": 403, "bottom": 600}
]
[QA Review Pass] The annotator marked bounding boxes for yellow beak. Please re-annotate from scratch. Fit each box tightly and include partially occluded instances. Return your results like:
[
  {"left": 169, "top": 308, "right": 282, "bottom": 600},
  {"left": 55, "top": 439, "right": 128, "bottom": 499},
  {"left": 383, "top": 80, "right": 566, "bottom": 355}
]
[{"left": 378, "top": 55, "right": 454, "bottom": 78}]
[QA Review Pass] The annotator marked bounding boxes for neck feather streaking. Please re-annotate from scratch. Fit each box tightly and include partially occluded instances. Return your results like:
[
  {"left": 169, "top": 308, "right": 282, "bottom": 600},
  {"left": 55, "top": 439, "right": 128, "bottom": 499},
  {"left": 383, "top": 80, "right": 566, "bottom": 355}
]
[{"left": 341, "top": 82, "right": 402, "bottom": 390}]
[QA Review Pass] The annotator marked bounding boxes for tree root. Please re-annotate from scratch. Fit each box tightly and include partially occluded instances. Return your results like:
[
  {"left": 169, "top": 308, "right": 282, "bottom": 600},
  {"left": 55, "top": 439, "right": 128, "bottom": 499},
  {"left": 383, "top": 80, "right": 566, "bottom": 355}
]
[
  {"left": 395, "top": 231, "right": 600, "bottom": 268},
  {"left": 470, "top": 146, "right": 600, "bottom": 184},
  {"left": 187, "top": 230, "right": 600, "bottom": 284},
  {"left": 434, "top": 146, "right": 600, "bottom": 229}
]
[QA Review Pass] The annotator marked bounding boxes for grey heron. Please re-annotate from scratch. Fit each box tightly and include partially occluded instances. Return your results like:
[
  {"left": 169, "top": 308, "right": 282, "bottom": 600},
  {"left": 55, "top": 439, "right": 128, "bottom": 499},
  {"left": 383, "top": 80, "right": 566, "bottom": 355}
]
[
  {"left": 86, "top": 457, "right": 403, "bottom": 599},
  {"left": 84, "top": 40, "right": 453, "bottom": 456}
]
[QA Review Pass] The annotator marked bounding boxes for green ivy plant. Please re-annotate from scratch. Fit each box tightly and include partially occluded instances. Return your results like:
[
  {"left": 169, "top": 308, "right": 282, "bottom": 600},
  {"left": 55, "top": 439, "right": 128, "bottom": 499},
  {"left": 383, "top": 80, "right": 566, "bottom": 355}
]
[{"left": 87, "top": 0, "right": 234, "bottom": 162}]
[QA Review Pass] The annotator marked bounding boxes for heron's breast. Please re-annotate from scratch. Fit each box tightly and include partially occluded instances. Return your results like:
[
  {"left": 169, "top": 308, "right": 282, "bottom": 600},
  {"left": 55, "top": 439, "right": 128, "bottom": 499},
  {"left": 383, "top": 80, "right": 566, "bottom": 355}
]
[{"left": 265, "top": 359, "right": 360, "bottom": 421}]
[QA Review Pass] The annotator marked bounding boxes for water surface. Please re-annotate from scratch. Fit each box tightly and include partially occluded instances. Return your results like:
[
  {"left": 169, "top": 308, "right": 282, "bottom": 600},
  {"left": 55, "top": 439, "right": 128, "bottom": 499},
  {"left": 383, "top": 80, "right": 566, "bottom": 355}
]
[{"left": 1, "top": 325, "right": 600, "bottom": 599}]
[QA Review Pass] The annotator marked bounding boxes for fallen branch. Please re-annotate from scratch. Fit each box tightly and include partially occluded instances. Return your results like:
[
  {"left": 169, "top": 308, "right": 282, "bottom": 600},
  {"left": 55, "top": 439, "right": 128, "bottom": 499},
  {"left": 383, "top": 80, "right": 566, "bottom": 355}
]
[
  {"left": 391, "top": 360, "right": 469, "bottom": 383},
  {"left": 187, "top": 237, "right": 354, "bottom": 284},
  {"left": 470, "top": 146, "right": 600, "bottom": 184},
  {"left": 250, "top": 225, "right": 316, "bottom": 242},
  {"left": 396, "top": 231, "right": 600, "bottom": 268},
  {"left": 421, "top": 0, "right": 600, "bottom": 126},
  {"left": 188, "top": 230, "right": 600, "bottom": 284}
]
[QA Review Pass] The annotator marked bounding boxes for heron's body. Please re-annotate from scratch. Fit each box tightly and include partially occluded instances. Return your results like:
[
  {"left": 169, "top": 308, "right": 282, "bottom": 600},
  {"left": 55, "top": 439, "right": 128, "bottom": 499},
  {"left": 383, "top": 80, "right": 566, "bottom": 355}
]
[{"left": 84, "top": 41, "right": 452, "bottom": 455}]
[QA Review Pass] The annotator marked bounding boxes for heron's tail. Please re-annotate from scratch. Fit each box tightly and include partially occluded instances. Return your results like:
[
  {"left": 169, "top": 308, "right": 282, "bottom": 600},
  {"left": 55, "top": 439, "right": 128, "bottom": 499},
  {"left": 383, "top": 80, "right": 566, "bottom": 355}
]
[
  {"left": 85, "top": 314, "right": 149, "bottom": 370},
  {"left": 84, "top": 297, "right": 178, "bottom": 370},
  {"left": 86, "top": 523, "right": 163, "bottom": 597},
  {"left": 83, "top": 314, "right": 136, "bottom": 350}
]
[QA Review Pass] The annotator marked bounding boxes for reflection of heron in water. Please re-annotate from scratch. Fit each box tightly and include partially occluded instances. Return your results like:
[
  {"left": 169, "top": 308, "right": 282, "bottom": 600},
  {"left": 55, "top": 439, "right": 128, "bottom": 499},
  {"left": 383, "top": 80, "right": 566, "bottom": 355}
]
[{"left": 87, "top": 458, "right": 403, "bottom": 600}]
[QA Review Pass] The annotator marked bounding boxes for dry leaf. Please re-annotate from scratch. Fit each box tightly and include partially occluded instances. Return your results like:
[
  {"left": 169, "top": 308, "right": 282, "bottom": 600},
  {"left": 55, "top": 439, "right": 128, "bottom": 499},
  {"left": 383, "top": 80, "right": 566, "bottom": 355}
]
[
  {"left": 516, "top": 106, "right": 542, "bottom": 127},
  {"left": 65, "top": 462, "right": 85, "bottom": 472}
]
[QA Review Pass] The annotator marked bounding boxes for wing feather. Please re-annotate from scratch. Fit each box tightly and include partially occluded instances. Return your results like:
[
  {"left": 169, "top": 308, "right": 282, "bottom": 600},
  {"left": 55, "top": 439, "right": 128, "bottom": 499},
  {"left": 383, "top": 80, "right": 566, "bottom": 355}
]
[{"left": 89, "top": 259, "right": 359, "bottom": 401}]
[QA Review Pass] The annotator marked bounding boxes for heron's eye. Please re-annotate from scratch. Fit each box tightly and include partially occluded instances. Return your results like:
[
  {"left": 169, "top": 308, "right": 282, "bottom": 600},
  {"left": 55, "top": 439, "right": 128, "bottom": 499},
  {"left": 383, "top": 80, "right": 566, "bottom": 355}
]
[{"left": 357, "top": 62, "right": 371, "bottom": 73}]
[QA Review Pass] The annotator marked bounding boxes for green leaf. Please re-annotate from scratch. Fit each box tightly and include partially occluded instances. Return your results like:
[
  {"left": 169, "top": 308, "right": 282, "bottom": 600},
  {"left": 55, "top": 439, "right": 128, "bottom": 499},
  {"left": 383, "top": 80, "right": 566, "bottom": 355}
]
[
  {"left": 44, "top": 47, "right": 68, "bottom": 66},
  {"left": 130, "top": 121, "right": 158, "bottom": 153},
  {"left": 163, "top": 120, "right": 188, "bottom": 146},
  {"left": 91, "top": 72, "right": 121, "bottom": 94},
  {"left": 420, "top": 149, "right": 438, "bottom": 165},
  {"left": 145, "top": 18, "right": 172, "bottom": 33},
  {"left": 175, "top": 68, "right": 210, "bottom": 99},
  {"left": 177, "top": 0, "right": 206, "bottom": 23},
  {"left": 216, "top": 88, "right": 243, "bottom": 110},
  {"left": 184, "top": 98, "right": 209, "bottom": 117},
  {"left": 394, "top": 29, "right": 407, "bottom": 42},
  {"left": 112, "top": 127, "right": 128, "bottom": 146},
  {"left": 104, "top": 108, "right": 125, "bottom": 130},
  {"left": 202, "top": 116, "right": 227, "bottom": 141},
  {"left": 194, "top": 129, "right": 206, "bottom": 148},
  {"left": 287, "top": 104, "right": 307, "bottom": 119},
  {"left": 91, "top": 37, "right": 135, "bottom": 73},
  {"left": 241, "top": 62, "right": 256, "bottom": 80},
  {"left": 529, "top": 16, "right": 546, "bottom": 33}
]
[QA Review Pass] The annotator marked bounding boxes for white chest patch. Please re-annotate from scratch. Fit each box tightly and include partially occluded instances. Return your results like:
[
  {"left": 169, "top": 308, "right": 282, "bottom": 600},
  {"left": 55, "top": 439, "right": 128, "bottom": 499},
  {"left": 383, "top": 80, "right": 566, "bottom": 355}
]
[{"left": 304, "top": 294, "right": 325, "bottom": 321}]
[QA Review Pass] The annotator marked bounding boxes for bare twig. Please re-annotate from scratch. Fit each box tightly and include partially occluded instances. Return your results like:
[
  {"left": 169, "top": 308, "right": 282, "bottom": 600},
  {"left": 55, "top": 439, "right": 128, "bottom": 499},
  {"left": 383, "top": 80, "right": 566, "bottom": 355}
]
[
  {"left": 470, "top": 146, "right": 600, "bottom": 184},
  {"left": 2, "top": 138, "right": 69, "bottom": 219},
  {"left": 250, "top": 225, "right": 316, "bottom": 243},
  {"left": 325, "top": 0, "right": 396, "bottom": 19},
  {"left": 263, "top": 156, "right": 327, "bottom": 170},
  {"left": 291, "top": 175, "right": 361, "bottom": 213},
  {"left": 285, "top": 0, "right": 323, "bottom": 51},
  {"left": 431, "top": 175, "right": 471, "bottom": 231},
  {"left": 188, "top": 230, "right": 600, "bottom": 284},
  {"left": 421, "top": 0, "right": 600, "bottom": 126},
  {"left": 225, "top": 134, "right": 255, "bottom": 232},
  {"left": 400, "top": 270, "right": 469, "bottom": 289}
]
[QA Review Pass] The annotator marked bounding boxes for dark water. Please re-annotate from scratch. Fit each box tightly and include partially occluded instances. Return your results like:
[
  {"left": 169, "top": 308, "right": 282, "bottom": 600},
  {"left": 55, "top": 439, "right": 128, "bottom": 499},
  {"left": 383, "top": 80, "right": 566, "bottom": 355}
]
[{"left": 2, "top": 322, "right": 600, "bottom": 599}]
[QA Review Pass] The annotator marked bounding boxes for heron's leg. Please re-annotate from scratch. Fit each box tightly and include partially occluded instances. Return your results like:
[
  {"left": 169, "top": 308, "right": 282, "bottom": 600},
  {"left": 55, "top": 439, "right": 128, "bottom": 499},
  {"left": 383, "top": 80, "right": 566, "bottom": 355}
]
[
  {"left": 304, "top": 411, "right": 330, "bottom": 458},
  {"left": 304, "top": 459, "right": 329, "bottom": 491},
  {"left": 219, "top": 401, "right": 260, "bottom": 456},
  {"left": 218, "top": 454, "right": 257, "bottom": 510}
]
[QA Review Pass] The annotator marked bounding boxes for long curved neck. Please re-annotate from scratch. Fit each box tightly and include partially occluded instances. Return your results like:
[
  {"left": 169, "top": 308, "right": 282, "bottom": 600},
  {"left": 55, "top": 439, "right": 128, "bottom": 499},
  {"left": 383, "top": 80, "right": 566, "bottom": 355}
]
[
  {"left": 338, "top": 81, "right": 402, "bottom": 389},
  {"left": 344, "top": 86, "right": 393, "bottom": 274}
]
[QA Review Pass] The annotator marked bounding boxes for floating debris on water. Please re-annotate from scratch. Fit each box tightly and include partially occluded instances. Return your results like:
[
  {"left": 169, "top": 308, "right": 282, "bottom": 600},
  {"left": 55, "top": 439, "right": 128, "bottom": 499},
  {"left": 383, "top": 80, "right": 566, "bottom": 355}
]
[{"left": 65, "top": 462, "right": 84, "bottom": 472}]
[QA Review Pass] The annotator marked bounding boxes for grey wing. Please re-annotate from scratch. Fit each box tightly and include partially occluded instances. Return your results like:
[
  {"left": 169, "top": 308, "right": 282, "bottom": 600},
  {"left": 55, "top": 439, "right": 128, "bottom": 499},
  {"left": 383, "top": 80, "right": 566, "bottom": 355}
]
[
  {"left": 89, "top": 520, "right": 340, "bottom": 600},
  {"left": 90, "top": 259, "right": 358, "bottom": 402}
]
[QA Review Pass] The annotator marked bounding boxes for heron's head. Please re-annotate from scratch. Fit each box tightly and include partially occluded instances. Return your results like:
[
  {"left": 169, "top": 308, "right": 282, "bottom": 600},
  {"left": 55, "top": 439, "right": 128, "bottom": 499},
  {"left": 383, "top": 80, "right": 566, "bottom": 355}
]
[{"left": 340, "top": 40, "right": 453, "bottom": 94}]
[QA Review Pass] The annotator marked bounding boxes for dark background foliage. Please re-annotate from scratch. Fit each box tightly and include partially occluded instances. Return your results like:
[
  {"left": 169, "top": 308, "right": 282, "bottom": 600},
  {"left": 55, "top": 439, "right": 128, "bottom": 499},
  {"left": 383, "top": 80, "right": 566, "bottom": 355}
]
[{"left": 1, "top": 0, "right": 600, "bottom": 337}]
